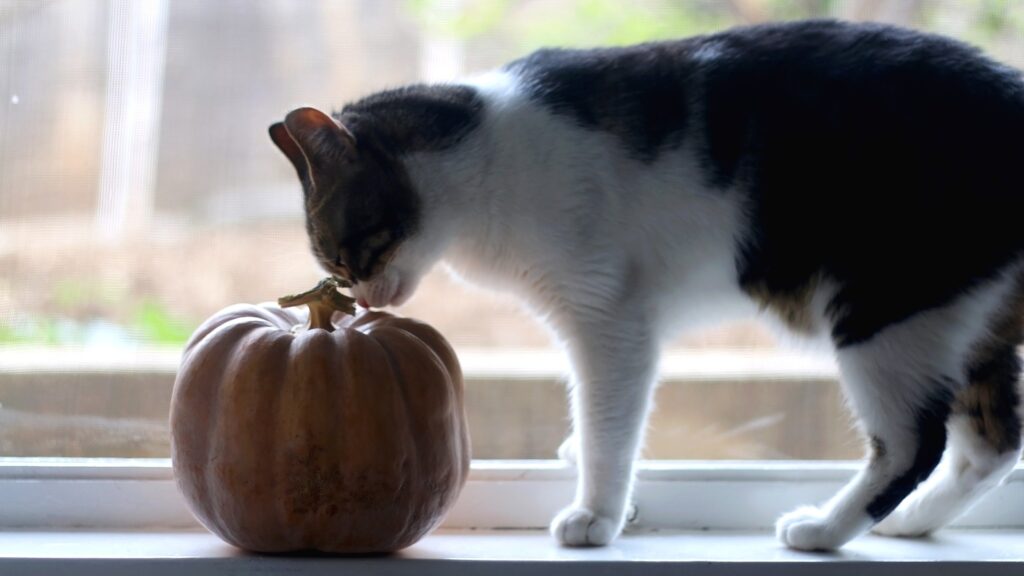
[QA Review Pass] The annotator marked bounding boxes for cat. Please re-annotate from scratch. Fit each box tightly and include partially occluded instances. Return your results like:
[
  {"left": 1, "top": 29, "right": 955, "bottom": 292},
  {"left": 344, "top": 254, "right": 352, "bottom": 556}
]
[{"left": 269, "top": 19, "right": 1024, "bottom": 551}]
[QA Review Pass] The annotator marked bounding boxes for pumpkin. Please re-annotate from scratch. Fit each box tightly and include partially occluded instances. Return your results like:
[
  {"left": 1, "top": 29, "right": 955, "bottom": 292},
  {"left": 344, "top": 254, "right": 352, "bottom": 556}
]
[{"left": 170, "top": 277, "right": 469, "bottom": 553}]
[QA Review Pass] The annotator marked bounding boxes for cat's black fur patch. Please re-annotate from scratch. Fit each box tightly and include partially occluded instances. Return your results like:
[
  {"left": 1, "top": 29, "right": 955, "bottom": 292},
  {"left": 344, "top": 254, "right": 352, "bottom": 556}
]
[
  {"left": 697, "top": 20, "right": 1024, "bottom": 346},
  {"left": 335, "top": 84, "right": 484, "bottom": 154},
  {"left": 507, "top": 44, "right": 696, "bottom": 163}
]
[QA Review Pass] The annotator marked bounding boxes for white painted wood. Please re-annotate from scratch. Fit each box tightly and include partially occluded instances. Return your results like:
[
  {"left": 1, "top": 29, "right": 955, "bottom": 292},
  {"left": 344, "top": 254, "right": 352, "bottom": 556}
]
[
  {"left": 0, "top": 459, "right": 1020, "bottom": 531},
  {"left": 0, "top": 347, "right": 838, "bottom": 381},
  {"left": 0, "top": 529, "right": 1022, "bottom": 575}
]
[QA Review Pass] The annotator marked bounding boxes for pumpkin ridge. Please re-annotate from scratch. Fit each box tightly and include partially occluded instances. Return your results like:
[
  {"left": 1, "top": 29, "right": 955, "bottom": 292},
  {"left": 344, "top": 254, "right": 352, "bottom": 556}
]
[
  {"left": 172, "top": 323, "right": 278, "bottom": 544},
  {"left": 368, "top": 326, "right": 461, "bottom": 531},
  {"left": 363, "top": 328, "right": 422, "bottom": 548},
  {"left": 238, "top": 328, "right": 293, "bottom": 550},
  {"left": 282, "top": 328, "right": 336, "bottom": 548},
  {"left": 377, "top": 322, "right": 469, "bottom": 488},
  {"left": 309, "top": 328, "right": 364, "bottom": 549},
  {"left": 329, "top": 343, "right": 408, "bottom": 552},
  {"left": 185, "top": 304, "right": 293, "bottom": 351},
  {"left": 201, "top": 327, "right": 264, "bottom": 547},
  {"left": 375, "top": 320, "right": 469, "bottom": 480},
  {"left": 354, "top": 317, "right": 459, "bottom": 378},
  {"left": 260, "top": 302, "right": 306, "bottom": 331},
  {"left": 313, "top": 328, "right": 356, "bottom": 549},
  {"left": 181, "top": 319, "right": 282, "bottom": 374}
]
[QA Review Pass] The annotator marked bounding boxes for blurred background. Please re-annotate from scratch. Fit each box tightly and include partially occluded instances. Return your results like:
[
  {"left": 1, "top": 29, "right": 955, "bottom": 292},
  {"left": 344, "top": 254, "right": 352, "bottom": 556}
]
[{"left": 1, "top": 0, "right": 1023, "bottom": 460}]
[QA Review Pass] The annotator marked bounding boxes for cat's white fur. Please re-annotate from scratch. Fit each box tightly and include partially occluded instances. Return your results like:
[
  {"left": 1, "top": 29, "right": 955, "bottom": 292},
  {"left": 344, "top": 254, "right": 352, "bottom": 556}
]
[
  {"left": 350, "top": 70, "right": 1022, "bottom": 550},
  {"left": 872, "top": 415, "right": 1023, "bottom": 537}
]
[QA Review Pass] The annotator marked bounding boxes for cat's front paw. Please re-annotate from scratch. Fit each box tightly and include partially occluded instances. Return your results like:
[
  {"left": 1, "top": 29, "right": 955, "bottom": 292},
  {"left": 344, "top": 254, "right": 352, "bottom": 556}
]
[
  {"left": 551, "top": 505, "right": 622, "bottom": 547},
  {"left": 776, "top": 506, "right": 846, "bottom": 551}
]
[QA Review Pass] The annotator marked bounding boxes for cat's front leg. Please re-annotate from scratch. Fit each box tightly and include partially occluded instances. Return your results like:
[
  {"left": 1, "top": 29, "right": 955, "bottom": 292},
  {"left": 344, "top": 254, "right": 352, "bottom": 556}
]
[{"left": 551, "top": 315, "right": 657, "bottom": 547}]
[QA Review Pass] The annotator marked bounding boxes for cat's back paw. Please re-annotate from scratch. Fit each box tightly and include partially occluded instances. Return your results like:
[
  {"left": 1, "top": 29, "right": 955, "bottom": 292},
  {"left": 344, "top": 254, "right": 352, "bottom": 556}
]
[
  {"left": 551, "top": 505, "right": 622, "bottom": 547},
  {"left": 871, "top": 511, "right": 935, "bottom": 538},
  {"left": 557, "top": 435, "right": 578, "bottom": 465}
]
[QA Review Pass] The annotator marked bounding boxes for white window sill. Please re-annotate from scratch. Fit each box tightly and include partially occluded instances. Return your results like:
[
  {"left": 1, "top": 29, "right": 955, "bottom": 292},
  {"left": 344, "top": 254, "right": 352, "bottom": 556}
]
[
  {"left": 4, "top": 459, "right": 1023, "bottom": 532},
  {"left": 1, "top": 529, "right": 1022, "bottom": 575}
]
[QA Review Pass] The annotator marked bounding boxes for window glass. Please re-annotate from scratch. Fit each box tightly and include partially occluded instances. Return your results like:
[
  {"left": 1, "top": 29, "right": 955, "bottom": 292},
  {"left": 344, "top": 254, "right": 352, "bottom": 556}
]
[{"left": 2, "top": 0, "right": 1021, "bottom": 459}]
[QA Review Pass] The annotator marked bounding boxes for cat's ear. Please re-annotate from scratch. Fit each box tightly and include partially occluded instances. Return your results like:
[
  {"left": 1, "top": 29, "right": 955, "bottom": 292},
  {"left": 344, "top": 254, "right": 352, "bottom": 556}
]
[
  {"left": 282, "top": 107, "right": 357, "bottom": 171},
  {"left": 268, "top": 121, "right": 309, "bottom": 180}
]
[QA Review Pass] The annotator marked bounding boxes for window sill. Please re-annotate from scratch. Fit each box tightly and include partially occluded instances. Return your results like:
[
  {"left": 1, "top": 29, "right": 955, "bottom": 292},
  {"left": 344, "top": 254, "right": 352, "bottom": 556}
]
[
  {"left": 1, "top": 529, "right": 1022, "bottom": 575},
  {"left": 4, "top": 459, "right": 1023, "bottom": 531}
]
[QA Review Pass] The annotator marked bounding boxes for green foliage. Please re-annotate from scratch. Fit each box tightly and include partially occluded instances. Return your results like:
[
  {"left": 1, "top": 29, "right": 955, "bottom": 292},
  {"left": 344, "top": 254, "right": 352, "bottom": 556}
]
[
  {"left": 405, "top": 0, "right": 734, "bottom": 48},
  {"left": 0, "top": 318, "right": 61, "bottom": 345},
  {"left": 976, "top": 0, "right": 1011, "bottom": 34},
  {"left": 405, "top": 0, "right": 513, "bottom": 39},
  {"left": 52, "top": 280, "right": 90, "bottom": 310},
  {"left": 974, "top": 0, "right": 1024, "bottom": 37},
  {"left": 0, "top": 283, "right": 196, "bottom": 347},
  {"left": 519, "top": 0, "right": 731, "bottom": 49},
  {"left": 759, "top": 0, "right": 834, "bottom": 21},
  {"left": 132, "top": 300, "right": 195, "bottom": 346},
  {"left": 402, "top": 0, "right": 1024, "bottom": 53},
  {"left": 51, "top": 279, "right": 124, "bottom": 311},
  {"left": 920, "top": 0, "right": 1024, "bottom": 48}
]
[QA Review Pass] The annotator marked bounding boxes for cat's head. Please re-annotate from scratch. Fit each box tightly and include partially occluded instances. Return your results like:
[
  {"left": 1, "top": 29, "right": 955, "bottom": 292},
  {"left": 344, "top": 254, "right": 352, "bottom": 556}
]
[{"left": 269, "top": 107, "right": 431, "bottom": 308}]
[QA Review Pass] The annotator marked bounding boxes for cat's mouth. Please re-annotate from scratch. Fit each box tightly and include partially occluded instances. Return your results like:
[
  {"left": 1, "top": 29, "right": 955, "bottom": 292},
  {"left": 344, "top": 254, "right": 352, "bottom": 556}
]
[{"left": 353, "top": 275, "right": 409, "bottom": 309}]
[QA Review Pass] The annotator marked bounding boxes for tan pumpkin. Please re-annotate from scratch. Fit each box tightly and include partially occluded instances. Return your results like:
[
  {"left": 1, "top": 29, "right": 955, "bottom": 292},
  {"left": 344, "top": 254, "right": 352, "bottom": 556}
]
[{"left": 170, "top": 278, "right": 469, "bottom": 553}]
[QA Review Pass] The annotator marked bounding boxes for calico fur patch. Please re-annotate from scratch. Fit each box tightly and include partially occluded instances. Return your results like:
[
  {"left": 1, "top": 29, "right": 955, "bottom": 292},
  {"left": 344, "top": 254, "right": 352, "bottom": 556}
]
[{"left": 957, "top": 281, "right": 1024, "bottom": 454}]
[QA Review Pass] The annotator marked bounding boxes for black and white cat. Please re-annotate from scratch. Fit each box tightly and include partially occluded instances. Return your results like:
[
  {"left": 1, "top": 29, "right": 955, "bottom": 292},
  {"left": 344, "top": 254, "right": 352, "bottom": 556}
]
[{"left": 269, "top": 20, "right": 1024, "bottom": 551}]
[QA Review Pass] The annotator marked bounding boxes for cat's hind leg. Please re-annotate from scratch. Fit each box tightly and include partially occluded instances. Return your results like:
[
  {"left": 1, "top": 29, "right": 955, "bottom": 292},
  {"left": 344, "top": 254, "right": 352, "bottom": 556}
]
[
  {"left": 557, "top": 434, "right": 578, "bottom": 464},
  {"left": 777, "top": 328, "right": 964, "bottom": 550},
  {"left": 776, "top": 361, "right": 954, "bottom": 549},
  {"left": 776, "top": 269, "right": 1024, "bottom": 551},
  {"left": 873, "top": 341, "right": 1023, "bottom": 537}
]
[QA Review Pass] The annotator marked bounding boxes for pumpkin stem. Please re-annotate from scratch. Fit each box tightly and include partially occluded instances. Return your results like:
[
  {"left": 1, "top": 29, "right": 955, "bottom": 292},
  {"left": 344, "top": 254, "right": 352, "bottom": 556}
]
[{"left": 277, "top": 276, "right": 356, "bottom": 332}]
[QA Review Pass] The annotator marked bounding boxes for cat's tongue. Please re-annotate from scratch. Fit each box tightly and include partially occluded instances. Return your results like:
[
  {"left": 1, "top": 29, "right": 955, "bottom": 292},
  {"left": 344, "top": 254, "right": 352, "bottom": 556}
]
[{"left": 357, "top": 297, "right": 370, "bottom": 309}]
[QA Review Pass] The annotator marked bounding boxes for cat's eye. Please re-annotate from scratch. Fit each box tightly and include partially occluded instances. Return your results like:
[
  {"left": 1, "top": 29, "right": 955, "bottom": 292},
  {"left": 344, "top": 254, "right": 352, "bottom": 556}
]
[
  {"left": 332, "top": 256, "right": 355, "bottom": 283},
  {"left": 364, "top": 229, "right": 393, "bottom": 250},
  {"left": 339, "top": 226, "right": 399, "bottom": 280}
]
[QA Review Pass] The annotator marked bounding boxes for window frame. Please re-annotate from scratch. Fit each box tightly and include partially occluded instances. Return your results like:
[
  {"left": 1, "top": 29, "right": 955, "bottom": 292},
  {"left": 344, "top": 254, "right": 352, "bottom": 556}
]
[
  {"left": 1, "top": 458, "right": 1021, "bottom": 531},
  {"left": 1, "top": 348, "right": 1022, "bottom": 530},
  {"left": 4, "top": 5, "right": 1024, "bottom": 569}
]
